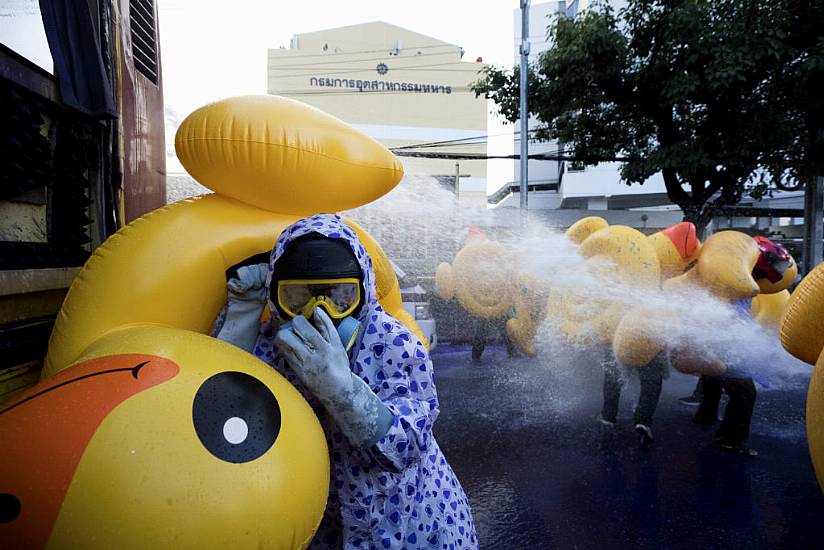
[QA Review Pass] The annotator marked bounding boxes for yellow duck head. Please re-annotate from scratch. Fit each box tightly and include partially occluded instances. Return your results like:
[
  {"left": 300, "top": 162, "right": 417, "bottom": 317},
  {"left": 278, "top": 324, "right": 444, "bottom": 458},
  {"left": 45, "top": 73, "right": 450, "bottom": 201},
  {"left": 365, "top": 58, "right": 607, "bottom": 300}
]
[
  {"left": 752, "top": 236, "right": 797, "bottom": 294},
  {"left": 615, "top": 230, "right": 760, "bottom": 373},
  {"left": 749, "top": 237, "right": 798, "bottom": 329},
  {"left": 647, "top": 221, "right": 702, "bottom": 280},
  {"left": 435, "top": 233, "right": 515, "bottom": 320},
  {"left": 664, "top": 230, "right": 761, "bottom": 301},
  {"left": 1, "top": 327, "right": 328, "bottom": 549}
]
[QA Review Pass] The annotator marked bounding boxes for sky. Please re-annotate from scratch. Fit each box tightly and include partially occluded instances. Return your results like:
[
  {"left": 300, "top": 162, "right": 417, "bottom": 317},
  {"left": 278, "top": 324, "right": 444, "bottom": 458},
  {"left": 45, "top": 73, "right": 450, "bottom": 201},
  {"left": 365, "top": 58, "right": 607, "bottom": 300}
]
[
  {"left": 1, "top": 0, "right": 540, "bottom": 189},
  {"left": 158, "top": 0, "right": 522, "bottom": 121},
  {"left": 1, "top": 0, "right": 527, "bottom": 117}
]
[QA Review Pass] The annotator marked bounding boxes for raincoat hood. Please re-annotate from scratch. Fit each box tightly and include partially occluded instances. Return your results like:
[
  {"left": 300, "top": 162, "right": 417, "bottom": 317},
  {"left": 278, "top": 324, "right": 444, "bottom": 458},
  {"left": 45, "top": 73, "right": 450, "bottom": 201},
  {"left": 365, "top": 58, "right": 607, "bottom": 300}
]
[
  {"left": 265, "top": 214, "right": 377, "bottom": 325},
  {"left": 251, "top": 214, "right": 478, "bottom": 549}
]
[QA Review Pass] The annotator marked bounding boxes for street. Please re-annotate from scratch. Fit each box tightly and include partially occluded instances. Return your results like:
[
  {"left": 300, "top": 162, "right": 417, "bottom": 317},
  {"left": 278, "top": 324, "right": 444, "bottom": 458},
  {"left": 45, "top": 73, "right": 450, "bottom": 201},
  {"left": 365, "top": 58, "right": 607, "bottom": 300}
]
[{"left": 432, "top": 344, "right": 823, "bottom": 549}]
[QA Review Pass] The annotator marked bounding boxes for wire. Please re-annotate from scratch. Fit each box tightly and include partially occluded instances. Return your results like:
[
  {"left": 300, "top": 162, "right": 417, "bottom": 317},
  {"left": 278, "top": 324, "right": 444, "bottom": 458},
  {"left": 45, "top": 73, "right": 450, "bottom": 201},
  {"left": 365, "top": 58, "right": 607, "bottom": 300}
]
[
  {"left": 389, "top": 129, "right": 545, "bottom": 150},
  {"left": 394, "top": 151, "right": 626, "bottom": 161}
]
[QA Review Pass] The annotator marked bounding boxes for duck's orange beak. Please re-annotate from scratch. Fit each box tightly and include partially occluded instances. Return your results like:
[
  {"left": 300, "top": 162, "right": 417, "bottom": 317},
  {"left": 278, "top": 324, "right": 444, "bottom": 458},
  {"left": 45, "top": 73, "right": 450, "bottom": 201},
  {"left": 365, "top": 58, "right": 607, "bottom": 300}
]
[
  {"left": 661, "top": 221, "right": 700, "bottom": 260},
  {"left": 0, "top": 355, "right": 178, "bottom": 548}
]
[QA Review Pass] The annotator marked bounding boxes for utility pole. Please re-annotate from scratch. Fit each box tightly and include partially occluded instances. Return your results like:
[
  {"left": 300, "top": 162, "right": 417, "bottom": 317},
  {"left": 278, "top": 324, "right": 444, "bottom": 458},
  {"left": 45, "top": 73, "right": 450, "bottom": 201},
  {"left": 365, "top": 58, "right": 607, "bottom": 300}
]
[
  {"left": 803, "top": 176, "right": 824, "bottom": 274},
  {"left": 454, "top": 162, "right": 461, "bottom": 199},
  {"left": 519, "top": 0, "right": 530, "bottom": 210}
]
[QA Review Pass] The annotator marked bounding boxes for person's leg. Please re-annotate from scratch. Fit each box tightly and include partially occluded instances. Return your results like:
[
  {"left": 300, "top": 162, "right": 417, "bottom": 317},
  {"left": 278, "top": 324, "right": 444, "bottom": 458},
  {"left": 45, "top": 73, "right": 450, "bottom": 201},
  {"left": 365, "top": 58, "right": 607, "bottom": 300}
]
[
  {"left": 504, "top": 329, "right": 518, "bottom": 357},
  {"left": 601, "top": 360, "right": 622, "bottom": 424},
  {"left": 679, "top": 376, "right": 704, "bottom": 406},
  {"left": 715, "top": 376, "right": 757, "bottom": 450},
  {"left": 633, "top": 362, "right": 664, "bottom": 427},
  {"left": 471, "top": 318, "right": 486, "bottom": 361},
  {"left": 694, "top": 375, "right": 722, "bottom": 425}
]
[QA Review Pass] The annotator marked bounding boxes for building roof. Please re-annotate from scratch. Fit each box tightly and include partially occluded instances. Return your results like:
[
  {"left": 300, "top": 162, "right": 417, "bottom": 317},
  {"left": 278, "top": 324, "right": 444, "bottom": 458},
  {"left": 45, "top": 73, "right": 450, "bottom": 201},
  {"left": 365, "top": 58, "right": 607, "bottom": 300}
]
[{"left": 288, "top": 21, "right": 461, "bottom": 54}]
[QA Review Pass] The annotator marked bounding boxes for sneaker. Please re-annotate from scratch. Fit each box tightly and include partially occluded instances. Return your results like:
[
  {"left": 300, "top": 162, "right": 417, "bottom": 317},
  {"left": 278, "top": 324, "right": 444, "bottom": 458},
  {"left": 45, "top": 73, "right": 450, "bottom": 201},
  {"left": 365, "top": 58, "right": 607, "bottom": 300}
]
[
  {"left": 635, "top": 424, "right": 654, "bottom": 445},
  {"left": 712, "top": 439, "right": 758, "bottom": 456},
  {"left": 678, "top": 395, "right": 702, "bottom": 407}
]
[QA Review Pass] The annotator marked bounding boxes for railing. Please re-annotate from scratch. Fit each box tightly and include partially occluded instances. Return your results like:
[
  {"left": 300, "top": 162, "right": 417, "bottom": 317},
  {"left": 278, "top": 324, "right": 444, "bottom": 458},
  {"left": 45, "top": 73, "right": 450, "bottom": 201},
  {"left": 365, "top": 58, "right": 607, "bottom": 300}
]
[{"left": 487, "top": 179, "right": 560, "bottom": 205}]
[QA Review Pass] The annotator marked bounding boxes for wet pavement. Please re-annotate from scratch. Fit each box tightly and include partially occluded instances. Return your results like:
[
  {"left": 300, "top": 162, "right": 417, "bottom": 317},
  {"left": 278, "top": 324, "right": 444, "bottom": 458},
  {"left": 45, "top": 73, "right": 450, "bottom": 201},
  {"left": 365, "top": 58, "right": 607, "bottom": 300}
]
[{"left": 431, "top": 344, "right": 824, "bottom": 549}]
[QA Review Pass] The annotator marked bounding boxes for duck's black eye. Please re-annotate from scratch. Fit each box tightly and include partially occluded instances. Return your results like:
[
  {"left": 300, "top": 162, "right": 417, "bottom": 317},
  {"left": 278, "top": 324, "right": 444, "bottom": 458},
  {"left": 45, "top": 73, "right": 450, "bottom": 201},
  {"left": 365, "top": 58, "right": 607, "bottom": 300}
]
[
  {"left": 192, "top": 372, "right": 281, "bottom": 463},
  {"left": 0, "top": 493, "right": 20, "bottom": 523}
]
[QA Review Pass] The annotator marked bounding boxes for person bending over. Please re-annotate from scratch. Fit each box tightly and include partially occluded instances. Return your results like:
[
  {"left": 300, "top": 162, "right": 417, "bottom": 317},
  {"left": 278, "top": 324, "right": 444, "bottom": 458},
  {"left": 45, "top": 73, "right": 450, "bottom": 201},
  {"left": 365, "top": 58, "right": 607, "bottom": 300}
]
[{"left": 216, "top": 214, "right": 477, "bottom": 549}]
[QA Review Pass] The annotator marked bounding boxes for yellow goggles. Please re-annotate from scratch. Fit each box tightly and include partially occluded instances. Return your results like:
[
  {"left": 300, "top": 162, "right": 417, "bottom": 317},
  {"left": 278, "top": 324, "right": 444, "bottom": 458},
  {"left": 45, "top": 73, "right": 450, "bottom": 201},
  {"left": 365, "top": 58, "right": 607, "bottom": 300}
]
[{"left": 276, "top": 278, "right": 362, "bottom": 319}]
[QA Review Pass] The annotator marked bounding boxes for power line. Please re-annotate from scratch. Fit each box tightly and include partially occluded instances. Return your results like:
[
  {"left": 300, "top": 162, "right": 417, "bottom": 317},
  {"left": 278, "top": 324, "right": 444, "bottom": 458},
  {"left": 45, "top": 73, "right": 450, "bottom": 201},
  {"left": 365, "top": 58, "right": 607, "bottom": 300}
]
[
  {"left": 389, "top": 128, "right": 544, "bottom": 150},
  {"left": 394, "top": 151, "right": 627, "bottom": 161}
]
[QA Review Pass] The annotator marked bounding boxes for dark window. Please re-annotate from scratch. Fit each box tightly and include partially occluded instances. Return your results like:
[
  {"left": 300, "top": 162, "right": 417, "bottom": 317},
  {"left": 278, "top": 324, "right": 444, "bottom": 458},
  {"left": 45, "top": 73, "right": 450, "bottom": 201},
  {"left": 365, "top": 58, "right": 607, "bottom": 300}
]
[{"left": 129, "top": 0, "right": 159, "bottom": 84}]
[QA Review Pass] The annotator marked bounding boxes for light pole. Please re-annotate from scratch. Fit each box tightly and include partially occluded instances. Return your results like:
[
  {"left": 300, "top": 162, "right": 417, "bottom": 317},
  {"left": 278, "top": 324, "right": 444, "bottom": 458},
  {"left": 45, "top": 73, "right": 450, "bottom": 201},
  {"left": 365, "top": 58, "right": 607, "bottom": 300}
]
[
  {"left": 803, "top": 176, "right": 824, "bottom": 274},
  {"left": 519, "top": 0, "right": 530, "bottom": 210}
]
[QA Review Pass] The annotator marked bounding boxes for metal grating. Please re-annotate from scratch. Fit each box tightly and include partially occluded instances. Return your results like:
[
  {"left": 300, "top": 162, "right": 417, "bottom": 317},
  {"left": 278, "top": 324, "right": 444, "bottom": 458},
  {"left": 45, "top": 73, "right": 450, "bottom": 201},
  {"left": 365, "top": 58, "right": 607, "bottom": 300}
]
[
  {"left": 0, "top": 76, "right": 93, "bottom": 270},
  {"left": 129, "top": 0, "right": 159, "bottom": 84}
]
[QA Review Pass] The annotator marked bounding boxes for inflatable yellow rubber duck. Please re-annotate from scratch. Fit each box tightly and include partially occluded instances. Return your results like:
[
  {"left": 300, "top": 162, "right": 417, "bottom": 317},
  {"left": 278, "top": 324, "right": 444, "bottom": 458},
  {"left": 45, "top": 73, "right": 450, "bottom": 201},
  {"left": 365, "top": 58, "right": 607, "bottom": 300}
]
[
  {"left": 749, "top": 236, "right": 798, "bottom": 329},
  {"left": 434, "top": 227, "right": 549, "bottom": 356},
  {"left": 550, "top": 217, "right": 661, "bottom": 347},
  {"left": 2, "top": 95, "right": 421, "bottom": 549},
  {"left": 614, "top": 230, "right": 761, "bottom": 373},
  {"left": 779, "top": 262, "right": 824, "bottom": 490},
  {"left": 1, "top": 327, "right": 326, "bottom": 548},
  {"left": 435, "top": 230, "right": 514, "bottom": 320},
  {"left": 647, "top": 221, "right": 702, "bottom": 279}
]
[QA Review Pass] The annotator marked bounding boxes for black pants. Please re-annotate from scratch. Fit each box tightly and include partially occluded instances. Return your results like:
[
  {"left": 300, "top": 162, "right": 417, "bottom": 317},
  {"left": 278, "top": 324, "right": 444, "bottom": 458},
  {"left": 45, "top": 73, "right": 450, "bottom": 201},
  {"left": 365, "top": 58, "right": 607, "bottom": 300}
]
[
  {"left": 471, "top": 317, "right": 515, "bottom": 361},
  {"left": 602, "top": 359, "right": 664, "bottom": 426},
  {"left": 695, "top": 375, "right": 756, "bottom": 446}
]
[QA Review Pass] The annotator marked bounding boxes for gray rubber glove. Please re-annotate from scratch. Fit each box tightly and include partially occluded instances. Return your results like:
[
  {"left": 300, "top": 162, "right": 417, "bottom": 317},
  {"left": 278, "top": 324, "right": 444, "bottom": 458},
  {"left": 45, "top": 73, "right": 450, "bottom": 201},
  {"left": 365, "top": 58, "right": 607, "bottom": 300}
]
[
  {"left": 274, "top": 307, "right": 394, "bottom": 448},
  {"left": 216, "top": 264, "right": 268, "bottom": 353}
]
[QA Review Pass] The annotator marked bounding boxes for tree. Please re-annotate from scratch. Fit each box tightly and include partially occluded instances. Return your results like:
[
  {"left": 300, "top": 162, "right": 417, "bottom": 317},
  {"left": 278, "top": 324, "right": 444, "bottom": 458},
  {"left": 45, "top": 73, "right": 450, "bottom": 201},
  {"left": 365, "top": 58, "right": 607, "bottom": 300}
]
[{"left": 472, "top": 0, "right": 824, "bottom": 230}]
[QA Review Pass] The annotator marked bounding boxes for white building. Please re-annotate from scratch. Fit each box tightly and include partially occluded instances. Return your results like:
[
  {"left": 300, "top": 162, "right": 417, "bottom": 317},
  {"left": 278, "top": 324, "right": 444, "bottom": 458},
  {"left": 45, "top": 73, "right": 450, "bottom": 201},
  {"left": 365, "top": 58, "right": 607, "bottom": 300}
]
[{"left": 267, "top": 21, "right": 489, "bottom": 206}]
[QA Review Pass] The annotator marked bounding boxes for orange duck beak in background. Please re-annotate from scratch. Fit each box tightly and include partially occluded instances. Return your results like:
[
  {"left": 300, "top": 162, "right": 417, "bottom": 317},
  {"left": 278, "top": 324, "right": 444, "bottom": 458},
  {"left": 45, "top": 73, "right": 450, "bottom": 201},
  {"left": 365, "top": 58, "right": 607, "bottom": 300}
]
[{"left": 648, "top": 221, "right": 702, "bottom": 280}]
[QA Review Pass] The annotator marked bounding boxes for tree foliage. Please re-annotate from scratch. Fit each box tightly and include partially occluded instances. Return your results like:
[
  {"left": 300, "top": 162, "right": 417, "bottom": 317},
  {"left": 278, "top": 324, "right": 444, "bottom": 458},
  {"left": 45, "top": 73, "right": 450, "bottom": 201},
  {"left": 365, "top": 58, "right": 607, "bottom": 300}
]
[{"left": 472, "top": 0, "right": 824, "bottom": 228}]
